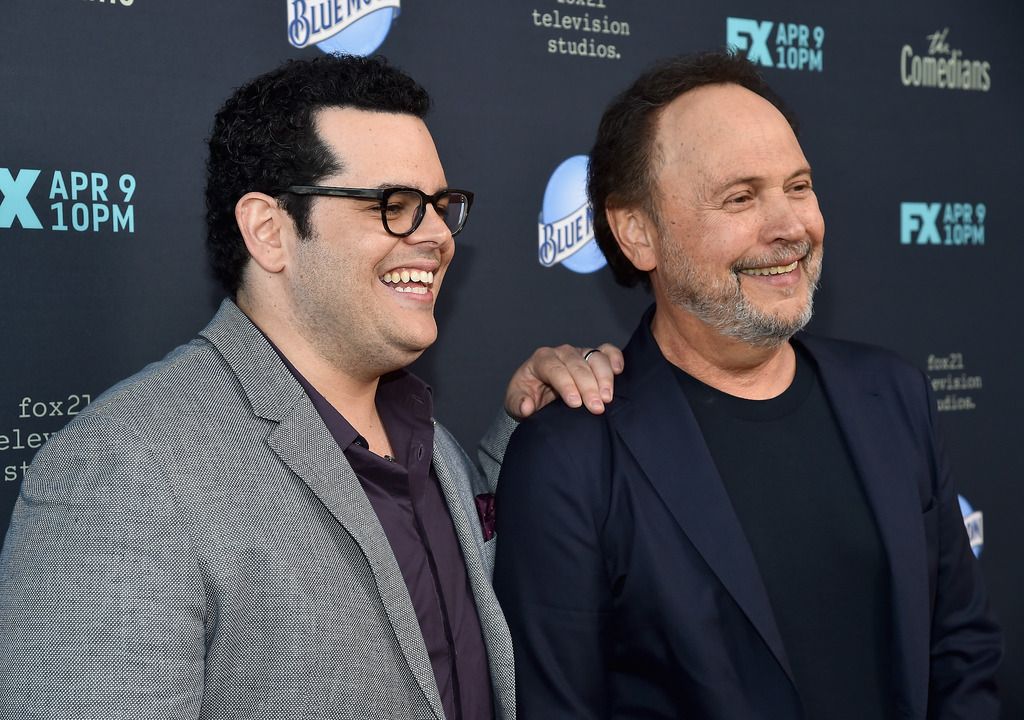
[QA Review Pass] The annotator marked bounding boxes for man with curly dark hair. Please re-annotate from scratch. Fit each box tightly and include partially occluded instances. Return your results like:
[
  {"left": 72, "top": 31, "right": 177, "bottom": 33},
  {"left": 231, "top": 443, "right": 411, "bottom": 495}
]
[
  {"left": 0, "top": 54, "right": 621, "bottom": 719},
  {"left": 494, "top": 50, "right": 1001, "bottom": 719}
]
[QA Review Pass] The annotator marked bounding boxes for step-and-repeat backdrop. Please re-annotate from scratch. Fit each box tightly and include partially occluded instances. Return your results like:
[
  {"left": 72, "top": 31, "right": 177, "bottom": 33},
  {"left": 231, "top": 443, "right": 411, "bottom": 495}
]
[{"left": 2, "top": 0, "right": 1021, "bottom": 712}]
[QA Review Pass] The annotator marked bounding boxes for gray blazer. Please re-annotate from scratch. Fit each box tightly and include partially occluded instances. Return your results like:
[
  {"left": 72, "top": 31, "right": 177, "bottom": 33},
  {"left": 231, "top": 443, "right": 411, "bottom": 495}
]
[{"left": 0, "top": 300, "right": 516, "bottom": 720}]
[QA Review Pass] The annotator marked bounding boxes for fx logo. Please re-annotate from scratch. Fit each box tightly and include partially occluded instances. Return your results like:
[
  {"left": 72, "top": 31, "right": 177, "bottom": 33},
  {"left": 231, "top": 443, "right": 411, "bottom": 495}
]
[
  {"left": 901, "top": 202, "right": 986, "bottom": 246},
  {"left": 0, "top": 168, "right": 42, "bottom": 230},
  {"left": 901, "top": 202, "right": 941, "bottom": 244},
  {"left": 727, "top": 18, "right": 773, "bottom": 67}
]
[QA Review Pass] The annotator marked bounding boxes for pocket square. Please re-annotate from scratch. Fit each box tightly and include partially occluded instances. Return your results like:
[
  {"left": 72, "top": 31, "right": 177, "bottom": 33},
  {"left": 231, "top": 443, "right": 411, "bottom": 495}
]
[{"left": 475, "top": 493, "right": 496, "bottom": 542}]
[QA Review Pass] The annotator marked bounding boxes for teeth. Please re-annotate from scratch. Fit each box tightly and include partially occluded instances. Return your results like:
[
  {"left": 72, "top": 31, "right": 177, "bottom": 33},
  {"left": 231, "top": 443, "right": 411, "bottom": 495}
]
[
  {"left": 395, "top": 286, "right": 428, "bottom": 294},
  {"left": 740, "top": 260, "right": 799, "bottom": 277},
  {"left": 380, "top": 268, "right": 436, "bottom": 288}
]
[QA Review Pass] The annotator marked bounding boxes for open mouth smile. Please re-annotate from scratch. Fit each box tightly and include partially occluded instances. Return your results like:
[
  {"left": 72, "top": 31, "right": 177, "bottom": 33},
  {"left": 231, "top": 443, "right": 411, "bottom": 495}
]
[
  {"left": 739, "top": 260, "right": 799, "bottom": 277},
  {"left": 380, "top": 268, "right": 435, "bottom": 295}
]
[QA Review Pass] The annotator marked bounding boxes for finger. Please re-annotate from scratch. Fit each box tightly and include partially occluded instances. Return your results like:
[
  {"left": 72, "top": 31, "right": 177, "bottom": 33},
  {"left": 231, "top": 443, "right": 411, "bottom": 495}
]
[
  {"left": 584, "top": 348, "right": 619, "bottom": 403},
  {"left": 516, "top": 395, "right": 536, "bottom": 420},
  {"left": 533, "top": 353, "right": 587, "bottom": 410},
  {"left": 505, "top": 375, "right": 540, "bottom": 420},
  {"left": 517, "top": 386, "right": 560, "bottom": 419},
  {"left": 596, "top": 343, "right": 625, "bottom": 373},
  {"left": 550, "top": 345, "right": 607, "bottom": 414},
  {"left": 504, "top": 349, "right": 581, "bottom": 419}
]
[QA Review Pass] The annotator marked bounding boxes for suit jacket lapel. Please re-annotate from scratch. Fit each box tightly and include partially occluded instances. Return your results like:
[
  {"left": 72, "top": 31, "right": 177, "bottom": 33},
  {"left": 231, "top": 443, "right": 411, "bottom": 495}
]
[
  {"left": 433, "top": 425, "right": 516, "bottom": 720},
  {"left": 798, "top": 335, "right": 930, "bottom": 713},
  {"left": 201, "top": 300, "right": 445, "bottom": 720},
  {"left": 610, "top": 310, "right": 796, "bottom": 687}
]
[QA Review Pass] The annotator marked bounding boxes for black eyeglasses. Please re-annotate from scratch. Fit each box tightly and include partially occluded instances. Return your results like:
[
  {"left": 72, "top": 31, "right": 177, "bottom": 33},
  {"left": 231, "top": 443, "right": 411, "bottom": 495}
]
[{"left": 284, "top": 185, "right": 474, "bottom": 238}]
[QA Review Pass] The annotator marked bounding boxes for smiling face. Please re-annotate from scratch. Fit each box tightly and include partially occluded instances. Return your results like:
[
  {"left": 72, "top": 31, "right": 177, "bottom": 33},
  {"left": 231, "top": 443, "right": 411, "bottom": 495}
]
[
  {"left": 285, "top": 107, "right": 455, "bottom": 377},
  {"left": 646, "top": 83, "right": 825, "bottom": 347}
]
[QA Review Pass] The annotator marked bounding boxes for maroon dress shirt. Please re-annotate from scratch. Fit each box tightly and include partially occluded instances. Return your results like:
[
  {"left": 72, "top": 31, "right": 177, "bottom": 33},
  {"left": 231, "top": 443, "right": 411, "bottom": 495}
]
[{"left": 274, "top": 350, "right": 493, "bottom": 720}]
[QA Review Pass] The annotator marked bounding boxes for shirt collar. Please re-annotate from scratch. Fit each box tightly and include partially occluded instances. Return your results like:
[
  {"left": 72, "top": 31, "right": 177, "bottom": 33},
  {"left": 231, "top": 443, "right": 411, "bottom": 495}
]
[{"left": 254, "top": 328, "right": 433, "bottom": 451}]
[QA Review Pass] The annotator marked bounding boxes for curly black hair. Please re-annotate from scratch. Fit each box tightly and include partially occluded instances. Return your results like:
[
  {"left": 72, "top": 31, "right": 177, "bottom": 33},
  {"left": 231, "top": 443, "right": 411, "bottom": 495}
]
[
  {"left": 205, "top": 54, "right": 430, "bottom": 296},
  {"left": 587, "top": 50, "right": 796, "bottom": 289}
]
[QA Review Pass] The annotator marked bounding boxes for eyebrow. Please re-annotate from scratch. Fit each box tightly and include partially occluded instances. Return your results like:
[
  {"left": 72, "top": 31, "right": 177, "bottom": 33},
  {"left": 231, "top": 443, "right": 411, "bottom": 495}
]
[{"left": 375, "top": 182, "right": 449, "bottom": 193}]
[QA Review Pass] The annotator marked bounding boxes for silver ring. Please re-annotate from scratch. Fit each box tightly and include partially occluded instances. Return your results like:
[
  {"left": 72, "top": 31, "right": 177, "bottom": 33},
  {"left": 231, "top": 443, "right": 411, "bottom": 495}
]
[{"left": 583, "top": 348, "right": 601, "bottom": 363}]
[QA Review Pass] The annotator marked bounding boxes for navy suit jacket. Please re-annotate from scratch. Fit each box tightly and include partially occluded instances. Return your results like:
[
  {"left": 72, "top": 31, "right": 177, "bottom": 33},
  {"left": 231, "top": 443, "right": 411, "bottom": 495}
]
[{"left": 493, "top": 309, "right": 1000, "bottom": 719}]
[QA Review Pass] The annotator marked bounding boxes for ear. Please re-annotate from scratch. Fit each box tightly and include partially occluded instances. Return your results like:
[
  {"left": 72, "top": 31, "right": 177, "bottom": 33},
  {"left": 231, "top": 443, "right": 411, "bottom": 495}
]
[
  {"left": 235, "top": 192, "right": 290, "bottom": 274},
  {"left": 606, "top": 204, "right": 658, "bottom": 272}
]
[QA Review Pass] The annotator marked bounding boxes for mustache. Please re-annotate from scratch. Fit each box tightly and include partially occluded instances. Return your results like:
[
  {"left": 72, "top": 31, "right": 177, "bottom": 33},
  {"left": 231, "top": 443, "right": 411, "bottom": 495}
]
[{"left": 731, "top": 240, "right": 813, "bottom": 273}]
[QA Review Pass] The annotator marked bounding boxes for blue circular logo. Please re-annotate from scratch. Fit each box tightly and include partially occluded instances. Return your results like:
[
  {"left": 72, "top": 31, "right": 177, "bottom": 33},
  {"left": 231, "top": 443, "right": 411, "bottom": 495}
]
[
  {"left": 537, "top": 155, "right": 607, "bottom": 274},
  {"left": 287, "top": 2, "right": 399, "bottom": 56},
  {"left": 958, "top": 494, "right": 984, "bottom": 558},
  {"left": 316, "top": 7, "right": 397, "bottom": 55}
]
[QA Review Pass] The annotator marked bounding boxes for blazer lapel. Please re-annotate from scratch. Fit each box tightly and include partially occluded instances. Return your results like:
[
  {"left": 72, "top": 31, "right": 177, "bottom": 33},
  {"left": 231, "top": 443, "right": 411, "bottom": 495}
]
[
  {"left": 201, "top": 300, "right": 445, "bottom": 720},
  {"left": 799, "top": 335, "right": 930, "bottom": 714},
  {"left": 610, "top": 312, "right": 797, "bottom": 688},
  {"left": 432, "top": 425, "right": 516, "bottom": 720}
]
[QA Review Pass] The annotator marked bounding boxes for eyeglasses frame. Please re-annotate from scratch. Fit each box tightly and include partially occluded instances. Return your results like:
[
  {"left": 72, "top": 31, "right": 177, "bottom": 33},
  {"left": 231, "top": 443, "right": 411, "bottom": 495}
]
[{"left": 284, "top": 185, "right": 475, "bottom": 238}]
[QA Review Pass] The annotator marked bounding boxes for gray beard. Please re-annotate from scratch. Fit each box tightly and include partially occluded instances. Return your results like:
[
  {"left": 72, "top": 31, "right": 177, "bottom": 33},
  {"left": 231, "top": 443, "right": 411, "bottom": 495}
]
[{"left": 665, "top": 244, "right": 821, "bottom": 348}]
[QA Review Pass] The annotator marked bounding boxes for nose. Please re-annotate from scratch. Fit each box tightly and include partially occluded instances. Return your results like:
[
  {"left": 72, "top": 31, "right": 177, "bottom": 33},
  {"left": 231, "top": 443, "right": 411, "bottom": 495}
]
[
  {"left": 761, "top": 191, "right": 809, "bottom": 244},
  {"left": 406, "top": 202, "right": 453, "bottom": 247}
]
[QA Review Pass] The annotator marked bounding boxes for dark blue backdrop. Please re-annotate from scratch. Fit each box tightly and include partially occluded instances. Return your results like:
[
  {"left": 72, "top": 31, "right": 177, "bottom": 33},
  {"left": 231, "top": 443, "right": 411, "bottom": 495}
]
[{"left": 2, "top": 0, "right": 1021, "bottom": 713}]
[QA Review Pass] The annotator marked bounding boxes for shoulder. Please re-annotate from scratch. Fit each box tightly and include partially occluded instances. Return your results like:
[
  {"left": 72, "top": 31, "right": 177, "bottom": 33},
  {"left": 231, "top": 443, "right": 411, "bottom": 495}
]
[
  {"left": 512, "top": 399, "right": 612, "bottom": 453},
  {"left": 26, "top": 336, "right": 249, "bottom": 501},
  {"left": 798, "top": 331, "right": 915, "bottom": 368},
  {"left": 501, "top": 402, "right": 615, "bottom": 503},
  {"left": 797, "top": 332, "right": 929, "bottom": 392},
  {"left": 84, "top": 336, "right": 242, "bottom": 425},
  {"left": 77, "top": 298, "right": 283, "bottom": 435},
  {"left": 796, "top": 332, "right": 938, "bottom": 444}
]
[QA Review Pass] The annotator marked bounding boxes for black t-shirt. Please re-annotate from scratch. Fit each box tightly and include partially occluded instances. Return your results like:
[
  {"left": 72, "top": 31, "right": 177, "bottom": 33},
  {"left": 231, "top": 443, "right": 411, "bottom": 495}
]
[{"left": 674, "top": 342, "right": 896, "bottom": 720}]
